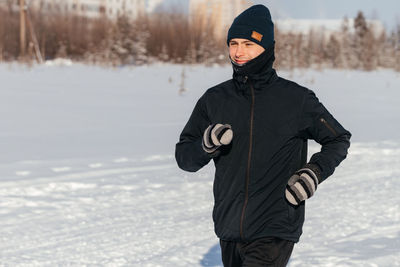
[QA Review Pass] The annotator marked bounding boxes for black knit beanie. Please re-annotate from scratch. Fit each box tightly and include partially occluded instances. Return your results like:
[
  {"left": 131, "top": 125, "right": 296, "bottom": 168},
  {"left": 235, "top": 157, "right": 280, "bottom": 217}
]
[{"left": 227, "top": 5, "right": 274, "bottom": 50}]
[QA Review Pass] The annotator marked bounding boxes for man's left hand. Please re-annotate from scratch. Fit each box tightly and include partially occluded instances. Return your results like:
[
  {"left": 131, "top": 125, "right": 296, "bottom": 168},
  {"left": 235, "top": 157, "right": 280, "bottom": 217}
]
[{"left": 285, "top": 167, "right": 320, "bottom": 206}]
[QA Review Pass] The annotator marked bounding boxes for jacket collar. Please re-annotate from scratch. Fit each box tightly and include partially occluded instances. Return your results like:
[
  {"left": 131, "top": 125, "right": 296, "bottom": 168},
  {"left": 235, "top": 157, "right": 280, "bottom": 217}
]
[{"left": 231, "top": 43, "right": 278, "bottom": 91}]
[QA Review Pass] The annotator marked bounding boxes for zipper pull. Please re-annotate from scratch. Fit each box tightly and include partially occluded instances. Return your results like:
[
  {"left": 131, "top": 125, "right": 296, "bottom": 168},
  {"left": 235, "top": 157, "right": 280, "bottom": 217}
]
[
  {"left": 243, "top": 76, "right": 248, "bottom": 84},
  {"left": 320, "top": 118, "right": 338, "bottom": 136}
]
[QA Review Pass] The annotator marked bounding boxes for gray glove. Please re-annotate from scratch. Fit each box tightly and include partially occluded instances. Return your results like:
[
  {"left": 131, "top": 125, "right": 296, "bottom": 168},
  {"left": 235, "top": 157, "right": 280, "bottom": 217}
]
[
  {"left": 202, "top": 124, "right": 233, "bottom": 154},
  {"left": 285, "top": 165, "right": 320, "bottom": 205}
]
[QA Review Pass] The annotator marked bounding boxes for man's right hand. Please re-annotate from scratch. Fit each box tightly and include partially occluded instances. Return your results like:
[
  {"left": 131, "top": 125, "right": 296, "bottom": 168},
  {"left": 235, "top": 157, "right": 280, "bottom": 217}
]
[{"left": 202, "top": 124, "right": 233, "bottom": 153}]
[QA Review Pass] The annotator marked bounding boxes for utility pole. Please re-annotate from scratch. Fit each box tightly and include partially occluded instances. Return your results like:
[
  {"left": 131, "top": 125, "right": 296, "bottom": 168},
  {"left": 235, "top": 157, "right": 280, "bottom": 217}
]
[{"left": 19, "top": 0, "right": 26, "bottom": 58}]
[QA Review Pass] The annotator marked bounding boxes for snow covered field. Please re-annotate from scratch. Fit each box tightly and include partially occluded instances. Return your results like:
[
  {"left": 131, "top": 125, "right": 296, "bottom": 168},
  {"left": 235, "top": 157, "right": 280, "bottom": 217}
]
[{"left": 0, "top": 63, "right": 399, "bottom": 266}]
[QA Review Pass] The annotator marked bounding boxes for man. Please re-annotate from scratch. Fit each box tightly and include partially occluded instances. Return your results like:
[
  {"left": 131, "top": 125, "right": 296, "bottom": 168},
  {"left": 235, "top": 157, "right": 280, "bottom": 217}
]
[{"left": 175, "top": 4, "right": 351, "bottom": 267}]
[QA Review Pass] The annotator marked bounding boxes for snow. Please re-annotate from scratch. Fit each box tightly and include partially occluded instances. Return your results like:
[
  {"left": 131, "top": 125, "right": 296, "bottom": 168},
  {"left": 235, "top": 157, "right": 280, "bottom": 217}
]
[
  {"left": 147, "top": 0, "right": 164, "bottom": 13},
  {"left": 0, "top": 63, "right": 399, "bottom": 266}
]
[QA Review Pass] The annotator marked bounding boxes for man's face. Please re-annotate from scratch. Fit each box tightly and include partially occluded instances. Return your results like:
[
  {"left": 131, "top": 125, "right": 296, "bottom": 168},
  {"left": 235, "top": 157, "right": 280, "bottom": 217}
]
[{"left": 229, "top": 38, "right": 265, "bottom": 65}]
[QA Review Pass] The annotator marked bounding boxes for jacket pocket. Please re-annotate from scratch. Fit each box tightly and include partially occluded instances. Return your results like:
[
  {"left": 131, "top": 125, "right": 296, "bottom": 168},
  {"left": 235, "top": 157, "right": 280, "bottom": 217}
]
[
  {"left": 284, "top": 193, "right": 300, "bottom": 224},
  {"left": 320, "top": 117, "right": 338, "bottom": 137},
  {"left": 287, "top": 202, "right": 296, "bottom": 223}
]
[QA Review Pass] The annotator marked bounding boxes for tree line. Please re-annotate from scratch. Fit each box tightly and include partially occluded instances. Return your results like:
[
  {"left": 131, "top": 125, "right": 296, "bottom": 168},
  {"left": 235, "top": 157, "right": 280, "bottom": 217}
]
[{"left": 0, "top": 5, "right": 399, "bottom": 71}]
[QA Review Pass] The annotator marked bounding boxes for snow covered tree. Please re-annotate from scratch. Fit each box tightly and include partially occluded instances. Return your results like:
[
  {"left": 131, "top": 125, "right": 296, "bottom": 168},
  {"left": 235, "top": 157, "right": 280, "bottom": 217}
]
[
  {"left": 275, "top": 35, "right": 286, "bottom": 68},
  {"left": 353, "top": 11, "right": 367, "bottom": 69},
  {"left": 184, "top": 41, "right": 198, "bottom": 64},
  {"left": 105, "top": 15, "right": 149, "bottom": 66},
  {"left": 340, "top": 17, "right": 354, "bottom": 69},
  {"left": 376, "top": 31, "right": 393, "bottom": 69},
  {"left": 396, "top": 24, "right": 400, "bottom": 71},
  {"left": 326, "top": 35, "right": 342, "bottom": 68},
  {"left": 353, "top": 11, "right": 377, "bottom": 70},
  {"left": 307, "top": 29, "right": 325, "bottom": 69},
  {"left": 108, "top": 16, "right": 132, "bottom": 65},
  {"left": 294, "top": 34, "right": 309, "bottom": 69}
]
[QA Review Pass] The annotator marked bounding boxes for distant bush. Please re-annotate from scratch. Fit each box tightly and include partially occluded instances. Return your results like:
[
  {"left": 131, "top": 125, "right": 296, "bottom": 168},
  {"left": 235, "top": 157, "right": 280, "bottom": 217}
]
[{"left": 0, "top": 7, "right": 399, "bottom": 71}]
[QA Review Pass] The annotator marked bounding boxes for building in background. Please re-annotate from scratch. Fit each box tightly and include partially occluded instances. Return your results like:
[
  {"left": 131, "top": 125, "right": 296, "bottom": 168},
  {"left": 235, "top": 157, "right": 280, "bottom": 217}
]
[
  {"left": 26, "top": 0, "right": 146, "bottom": 20},
  {"left": 146, "top": 0, "right": 163, "bottom": 13},
  {"left": 105, "top": 0, "right": 146, "bottom": 19},
  {"left": 189, "top": 0, "right": 253, "bottom": 40}
]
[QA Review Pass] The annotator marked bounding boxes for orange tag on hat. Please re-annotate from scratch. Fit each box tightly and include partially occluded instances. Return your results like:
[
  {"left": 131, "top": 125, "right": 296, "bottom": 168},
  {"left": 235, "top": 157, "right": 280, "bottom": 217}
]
[{"left": 251, "top": 31, "right": 263, "bottom": 42}]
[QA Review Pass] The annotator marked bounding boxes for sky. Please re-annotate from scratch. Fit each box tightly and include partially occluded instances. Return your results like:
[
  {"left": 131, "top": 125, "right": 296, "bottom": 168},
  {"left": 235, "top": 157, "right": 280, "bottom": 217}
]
[
  {"left": 166, "top": 0, "right": 399, "bottom": 32},
  {"left": 253, "top": 0, "right": 399, "bottom": 31}
]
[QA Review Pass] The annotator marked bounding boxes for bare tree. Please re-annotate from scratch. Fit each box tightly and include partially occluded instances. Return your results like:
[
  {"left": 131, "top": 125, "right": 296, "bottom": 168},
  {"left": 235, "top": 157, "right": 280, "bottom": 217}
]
[{"left": 1, "top": 5, "right": 399, "bottom": 71}]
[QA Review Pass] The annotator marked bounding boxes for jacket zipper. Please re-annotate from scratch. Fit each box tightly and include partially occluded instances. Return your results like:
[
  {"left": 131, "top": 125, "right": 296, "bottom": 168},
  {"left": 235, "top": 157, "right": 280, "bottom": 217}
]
[
  {"left": 320, "top": 118, "right": 337, "bottom": 136},
  {"left": 240, "top": 77, "right": 254, "bottom": 240}
]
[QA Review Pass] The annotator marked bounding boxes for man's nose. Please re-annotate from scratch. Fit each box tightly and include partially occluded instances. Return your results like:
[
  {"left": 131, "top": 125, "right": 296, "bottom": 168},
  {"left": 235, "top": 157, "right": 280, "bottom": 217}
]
[{"left": 235, "top": 45, "right": 244, "bottom": 57}]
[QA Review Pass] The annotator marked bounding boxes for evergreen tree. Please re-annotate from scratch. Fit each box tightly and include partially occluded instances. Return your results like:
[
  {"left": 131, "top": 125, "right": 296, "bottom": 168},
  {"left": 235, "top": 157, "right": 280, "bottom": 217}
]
[
  {"left": 326, "top": 35, "right": 342, "bottom": 68},
  {"left": 296, "top": 34, "right": 309, "bottom": 69},
  {"left": 106, "top": 15, "right": 149, "bottom": 65},
  {"left": 132, "top": 19, "right": 149, "bottom": 65},
  {"left": 376, "top": 32, "right": 392, "bottom": 69},
  {"left": 396, "top": 24, "right": 400, "bottom": 71},
  {"left": 184, "top": 41, "right": 198, "bottom": 64},
  {"left": 354, "top": 11, "right": 376, "bottom": 70},
  {"left": 109, "top": 16, "right": 133, "bottom": 65},
  {"left": 340, "top": 17, "right": 354, "bottom": 69}
]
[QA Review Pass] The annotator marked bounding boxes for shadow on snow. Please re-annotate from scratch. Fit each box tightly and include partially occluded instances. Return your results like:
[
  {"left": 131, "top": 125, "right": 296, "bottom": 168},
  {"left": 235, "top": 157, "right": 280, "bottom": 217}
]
[{"left": 200, "top": 243, "right": 222, "bottom": 266}]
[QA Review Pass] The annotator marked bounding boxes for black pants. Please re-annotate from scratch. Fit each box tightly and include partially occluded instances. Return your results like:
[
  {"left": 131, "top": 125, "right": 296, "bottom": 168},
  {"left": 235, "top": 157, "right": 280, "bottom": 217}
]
[{"left": 220, "top": 237, "right": 294, "bottom": 267}]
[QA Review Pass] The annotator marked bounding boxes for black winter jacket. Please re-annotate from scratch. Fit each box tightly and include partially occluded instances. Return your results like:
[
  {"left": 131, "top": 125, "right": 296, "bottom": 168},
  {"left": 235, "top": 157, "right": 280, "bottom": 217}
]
[{"left": 175, "top": 48, "right": 351, "bottom": 243}]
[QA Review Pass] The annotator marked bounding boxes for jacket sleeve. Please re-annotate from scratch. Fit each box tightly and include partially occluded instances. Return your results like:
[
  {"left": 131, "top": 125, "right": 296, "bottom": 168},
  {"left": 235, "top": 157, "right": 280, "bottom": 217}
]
[
  {"left": 175, "top": 94, "right": 216, "bottom": 172},
  {"left": 298, "top": 90, "right": 351, "bottom": 182}
]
